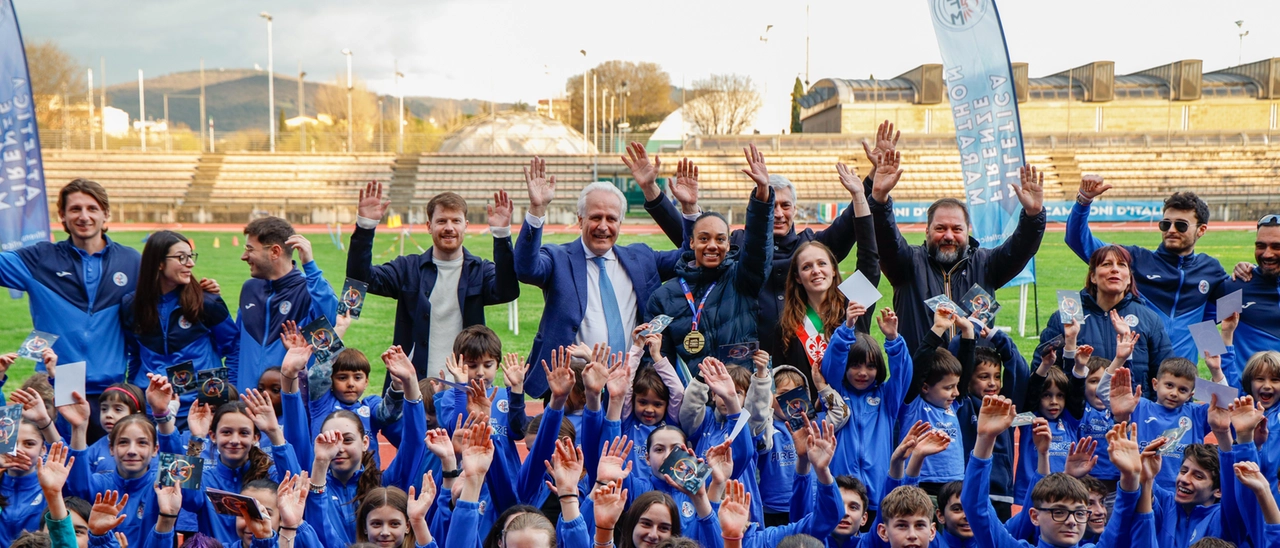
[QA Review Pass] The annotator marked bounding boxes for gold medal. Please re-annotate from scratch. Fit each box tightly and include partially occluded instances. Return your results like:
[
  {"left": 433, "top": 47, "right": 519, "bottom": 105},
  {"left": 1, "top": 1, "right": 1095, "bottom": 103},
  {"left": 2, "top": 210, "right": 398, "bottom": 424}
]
[{"left": 683, "top": 330, "right": 705, "bottom": 353}]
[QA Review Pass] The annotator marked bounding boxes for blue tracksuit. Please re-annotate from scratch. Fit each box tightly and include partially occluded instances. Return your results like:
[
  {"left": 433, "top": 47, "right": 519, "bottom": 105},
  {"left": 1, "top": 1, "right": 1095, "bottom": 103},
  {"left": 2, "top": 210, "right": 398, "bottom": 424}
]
[
  {"left": 821, "top": 326, "right": 912, "bottom": 511},
  {"left": 66, "top": 431, "right": 186, "bottom": 546},
  {"left": 1040, "top": 290, "right": 1174, "bottom": 397},
  {"left": 434, "top": 387, "right": 519, "bottom": 525},
  {"left": 1066, "top": 201, "right": 1227, "bottom": 362},
  {"left": 901, "top": 396, "right": 965, "bottom": 483},
  {"left": 1232, "top": 444, "right": 1280, "bottom": 548},
  {"left": 951, "top": 330, "right": 1029, "bottom": 508},
  {"left": 309, "top": 390, "right": 401, "bottom": 465},
  {"left": 182, "top": 443, "right": 302, "bottom": 544},
  {"left": 121, "top": 290, "right": 239, "bottom": 413},
  {"left": 1013, "top": 358, "right": 1086, "bottom": 501},
  {"left": 234, "top": 261, "right": 337, "bottom": 388},
  {"left": 0, "top": 237, "right": 140, "bottom": 393},
  {"left": 742, "top": 479, "right": 844, "bottom": 548},
  {"left": 1077, "top": 402, "right": 1118, "bottom": 480},
  {"left": 1151, "top": 446, "right": 1247, "bottom": 548},
  {"left": 304, "top": 398, "right": 428, "bottom": 547},
  {"left": 1211, "top": 273, "right": 1280, "bottom": 387},
  {"left": 1132, "top": 398, "right": 1209, "bottom": 486},
  {"left": 757, "top": 419, "right": 800, "bottom": 513},
  {"left": 0, "top": 472, "right": 47, "bottom": 547}
]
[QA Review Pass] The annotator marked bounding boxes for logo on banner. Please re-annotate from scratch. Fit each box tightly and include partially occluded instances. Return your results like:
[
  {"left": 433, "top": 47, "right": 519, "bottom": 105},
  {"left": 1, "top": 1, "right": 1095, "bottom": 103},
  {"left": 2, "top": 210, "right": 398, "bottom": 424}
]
[{"left": 933, "top": 0, "right": 987, "bottom": 30}]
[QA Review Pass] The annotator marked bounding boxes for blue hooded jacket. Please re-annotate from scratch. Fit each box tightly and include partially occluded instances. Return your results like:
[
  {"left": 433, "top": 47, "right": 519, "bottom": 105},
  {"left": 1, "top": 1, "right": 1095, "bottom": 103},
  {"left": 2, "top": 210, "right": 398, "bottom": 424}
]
[
  {"left": 234, "top": 261, "right": 337, "bottom": 388},
  {"left": 1210, "top": 272, "right": 1280, "bottom": 388}
]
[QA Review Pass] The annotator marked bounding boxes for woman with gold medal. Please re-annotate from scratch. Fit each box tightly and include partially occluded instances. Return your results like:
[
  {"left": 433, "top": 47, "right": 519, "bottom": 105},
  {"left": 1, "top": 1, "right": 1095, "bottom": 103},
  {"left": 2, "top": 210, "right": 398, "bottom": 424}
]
[{"left": 647, "top": 144, "right": 775, "bottom": 378}]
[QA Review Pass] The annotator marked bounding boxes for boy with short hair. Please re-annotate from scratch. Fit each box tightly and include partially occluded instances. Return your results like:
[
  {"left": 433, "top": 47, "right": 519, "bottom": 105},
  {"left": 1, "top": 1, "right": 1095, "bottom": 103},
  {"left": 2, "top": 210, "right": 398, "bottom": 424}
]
[
  {"left": 1109, "top": 357, "right": 1218, "bottom": 485},
  {"left": 876, "top": 485, "right": 938, "bottom": 548},
  {"left": 307, "top": 348, "right": 403, "bottom": 462},
  {"left": 901, "top": 309, "right": 975, "bottom": 491},
  {"left": 965, "top": 394, "right": 1145, "bottom": 548},
  {"left": 935, "top": 481, "right": 974, "bottom": 548}
]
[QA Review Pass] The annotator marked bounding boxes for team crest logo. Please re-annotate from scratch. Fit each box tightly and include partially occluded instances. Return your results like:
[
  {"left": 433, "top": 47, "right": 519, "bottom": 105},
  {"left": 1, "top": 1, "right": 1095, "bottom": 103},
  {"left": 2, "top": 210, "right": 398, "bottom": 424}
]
[
  {"left": 1198, "top": 280, "right": 1209, "bottom": 294},
  {"left": 1124, "top": 314, "right": 1139, "bottom": 327},
  {"left": 497, "top": 400, "right": 510, "bottom": 413},
  {"left": 278, "top": 301, "right": 292, "bottom": 315},
  {"left": 478, "top": 501, "right": 487, "bottom": 515},
  {"left": 931, "top": 0, "right": 987, "bottom": 31},
  {"left": 866, "top": 396, "right": 881, "bottom": 406},
  {"left": 137, "top": 502, "right": 145, "bottom": 519},
  {"left": 178, "top": 317, "right": 193, "bottom": 330},
  {"left": 681, "top": 501, "right": 695, "bottom": 518},
  {"left": 1179, "top": 416, "right": 1191, "bottom": 430},
  {"left": 357, "top": 406, "right": 371, "bottom": 418},
  {"left": 113, "top": 272, "right": 128, "bottom": 287}
]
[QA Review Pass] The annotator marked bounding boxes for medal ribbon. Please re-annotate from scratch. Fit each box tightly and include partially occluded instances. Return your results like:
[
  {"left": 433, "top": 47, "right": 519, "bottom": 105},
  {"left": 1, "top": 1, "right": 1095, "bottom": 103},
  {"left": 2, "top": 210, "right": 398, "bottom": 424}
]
[{"left": 677, "top": 278, "right": 716, "bottom": 331}]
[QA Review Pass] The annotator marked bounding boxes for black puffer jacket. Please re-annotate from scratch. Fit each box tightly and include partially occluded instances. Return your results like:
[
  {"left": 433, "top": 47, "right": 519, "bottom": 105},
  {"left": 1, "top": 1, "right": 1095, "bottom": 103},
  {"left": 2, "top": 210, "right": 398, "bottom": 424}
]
[{"left": 648, "top": 189, "right": 774, "bottom": 371}]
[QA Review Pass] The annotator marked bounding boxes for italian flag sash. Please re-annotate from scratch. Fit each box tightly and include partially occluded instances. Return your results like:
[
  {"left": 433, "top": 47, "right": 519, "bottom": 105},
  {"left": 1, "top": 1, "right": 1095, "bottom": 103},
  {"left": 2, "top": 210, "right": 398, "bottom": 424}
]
[{"left": 797, "top": 307, "right": 828, "bottom": 368}]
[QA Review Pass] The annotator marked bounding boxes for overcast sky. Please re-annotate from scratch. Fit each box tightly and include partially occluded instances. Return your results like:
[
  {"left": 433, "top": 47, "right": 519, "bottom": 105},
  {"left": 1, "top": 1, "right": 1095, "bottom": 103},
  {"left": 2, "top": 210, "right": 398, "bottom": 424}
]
[{"left": 15, "top": 0, "right": 1280, "bottom": 131}]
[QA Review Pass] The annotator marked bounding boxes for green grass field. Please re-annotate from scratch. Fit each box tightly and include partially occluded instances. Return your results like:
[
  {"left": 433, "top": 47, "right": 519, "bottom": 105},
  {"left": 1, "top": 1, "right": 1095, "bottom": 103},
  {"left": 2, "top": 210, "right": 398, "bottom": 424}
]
[{"left": 0, "top": 226, "right": 1257, "bottom": 397}]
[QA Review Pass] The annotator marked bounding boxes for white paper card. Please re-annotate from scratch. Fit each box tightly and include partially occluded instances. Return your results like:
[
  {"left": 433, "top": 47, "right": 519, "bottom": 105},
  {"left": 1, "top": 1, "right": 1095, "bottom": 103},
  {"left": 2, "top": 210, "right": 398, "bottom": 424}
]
[
  {"left": 727, "top": 410, "right": 751, "bottom": 442},
  {"left": 1217, "top": 290, "right": 1243, "bottom": 322},
  {"left": 54, "top": 361, "right": 86, "bottom": 407},
  {"left": 1188, "top": 321, "right": 1227, "bottom": 358},
  {"left": 1193, "top": 377, "right": 1238, "bottom": 409},
  {"left": 838, "top": 271, "right": 883, "bottom": 308}
]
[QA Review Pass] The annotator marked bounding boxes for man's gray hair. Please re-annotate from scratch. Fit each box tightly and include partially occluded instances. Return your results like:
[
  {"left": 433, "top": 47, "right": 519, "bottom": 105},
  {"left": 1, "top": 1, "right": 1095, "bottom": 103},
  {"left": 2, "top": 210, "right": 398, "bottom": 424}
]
[
  {"left": 578, "top": 182, "right": 627, "bottom": 218},
  {"left": 769, "top": 174, "right": 797, "bottom": 202}
]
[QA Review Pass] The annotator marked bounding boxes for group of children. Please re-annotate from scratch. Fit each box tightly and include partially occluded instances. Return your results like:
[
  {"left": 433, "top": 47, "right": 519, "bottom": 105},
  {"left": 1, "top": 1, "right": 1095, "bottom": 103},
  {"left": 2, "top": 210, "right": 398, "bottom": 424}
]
[{"left": 3, "top": 288, "right": 1280, "bottom": 548}]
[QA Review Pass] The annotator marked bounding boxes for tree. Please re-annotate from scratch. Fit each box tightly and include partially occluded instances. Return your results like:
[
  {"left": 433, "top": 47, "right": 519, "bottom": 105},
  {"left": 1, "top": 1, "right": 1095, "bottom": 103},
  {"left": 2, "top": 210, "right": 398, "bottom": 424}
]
[
  {"left": 25, "top": 40, "right": 87, "bottom": 131},
  {"left": 311, "top": 74, "right": 380, "bottom": 145},
  {"left": 790, "top": 77, "right": 805, "bottom": 134},
  {"left": 564, "top": 60, "right": 675, "bottom": 133},
  {"left": 683, "top": 74, "right": 762, "bottom": 136}
]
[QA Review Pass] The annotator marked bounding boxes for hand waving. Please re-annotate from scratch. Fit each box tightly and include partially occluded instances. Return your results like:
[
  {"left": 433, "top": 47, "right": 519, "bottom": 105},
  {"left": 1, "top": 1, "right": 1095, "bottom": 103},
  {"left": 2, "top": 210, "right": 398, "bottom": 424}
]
[
  {"left": 870, "top": 150, "right": 904, "bottom": 203},
  {"left": 523, "top": 156, "right": 557, "bottom": 216},
  {"left": 487, "top": 190, "right": 513, "bottom": 228},
  {"left": 1013, "top": 165, "right": 1045, "bottom": 216},
  {"left": 357, "top": 180, "right": 391, "bottom": 221},
  {"left": 741, "top": 144, "right": 771, "bottom": 201},
  {"left": 1078, "top": 174, "right": 1111, "bottom": 201},
  {"left": 672, "top": 158, "right": 701, "bottom": 209}
]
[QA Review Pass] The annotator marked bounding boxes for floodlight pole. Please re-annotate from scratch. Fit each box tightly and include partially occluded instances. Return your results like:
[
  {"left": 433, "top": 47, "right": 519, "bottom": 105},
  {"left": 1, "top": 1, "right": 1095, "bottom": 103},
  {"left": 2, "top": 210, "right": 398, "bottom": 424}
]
[
  {"left": 580, "top": 50, "right": 588, "bottom": 150},
  {"left": 299, "top": 65, "right": 307, "bottom": 153},
  {"left": 343, "top": 48, "right": 353, "bottom": 152},
  {"left": 138, "top": 69, "right": 146, "bottom": 152},
  {"left": 261, "top": 12, "right": 275, "bottom": 152},
  {"left": 396, "top": 61, "right": 405, "bottom": 154}
]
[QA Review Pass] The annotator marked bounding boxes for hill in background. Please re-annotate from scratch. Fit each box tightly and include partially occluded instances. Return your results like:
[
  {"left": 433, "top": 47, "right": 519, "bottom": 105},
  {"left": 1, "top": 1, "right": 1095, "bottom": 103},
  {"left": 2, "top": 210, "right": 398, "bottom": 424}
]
[{"left": 104, "top": 69, "right": 507, "bottom": 132}]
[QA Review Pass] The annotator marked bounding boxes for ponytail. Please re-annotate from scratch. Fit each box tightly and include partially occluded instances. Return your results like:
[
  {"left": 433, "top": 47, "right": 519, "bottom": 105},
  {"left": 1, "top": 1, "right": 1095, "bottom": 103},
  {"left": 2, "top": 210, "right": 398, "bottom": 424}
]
[
  {"left": 355, "top": 448, "right": 382, "bottom": 505},
  {"left": 243, "top": 446, "right": 273, "bottom": 485}
]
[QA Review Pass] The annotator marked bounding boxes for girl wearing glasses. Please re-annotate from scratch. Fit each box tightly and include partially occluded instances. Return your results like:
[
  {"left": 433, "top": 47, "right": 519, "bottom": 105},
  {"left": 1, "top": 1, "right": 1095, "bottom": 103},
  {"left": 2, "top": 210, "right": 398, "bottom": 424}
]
[{"left": 120, "top": 230, "right": 238, "bottom": 429}]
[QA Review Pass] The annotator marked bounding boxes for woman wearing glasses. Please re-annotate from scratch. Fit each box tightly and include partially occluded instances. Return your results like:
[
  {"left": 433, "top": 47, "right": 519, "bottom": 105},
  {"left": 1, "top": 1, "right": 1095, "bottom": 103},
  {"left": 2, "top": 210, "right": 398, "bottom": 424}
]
[{"left": 120, "top": 230, "right": 238, "bottom": 429}]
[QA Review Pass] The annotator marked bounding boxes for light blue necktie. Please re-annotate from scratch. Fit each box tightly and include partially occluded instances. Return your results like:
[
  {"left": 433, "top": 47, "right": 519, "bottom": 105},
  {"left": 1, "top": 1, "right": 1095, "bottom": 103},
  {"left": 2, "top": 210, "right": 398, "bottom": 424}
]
[{"left": 592, "top": 256, "right": 627, "bottom": 352}]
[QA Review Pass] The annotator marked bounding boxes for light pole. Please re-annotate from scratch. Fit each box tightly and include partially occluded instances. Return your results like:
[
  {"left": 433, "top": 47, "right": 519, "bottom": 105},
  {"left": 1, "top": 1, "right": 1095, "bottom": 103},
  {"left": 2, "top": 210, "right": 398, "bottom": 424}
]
[
  {"left": 620, "top": 81, "right": 629, "bottom": 126},
  {"left": 1236, "top": 20, "right": 1249, "bottom": 66},
  {"left": 580, "top": 50, "right": 588, "bottom": 150},
  {"left": 298, "top": 66, "right": 307, "bottom": 153},
  {"left": 342, "top": 48, "right": 353, "bottom": 152},
  {"left": 138, "top": 69, "right": 146, "bottom": 152},
  {"left": 260, "top": 12, "right": 275, "bottom": 152},
  {"left": 395, "top": 62, "right": 405, "bottom": 154}
]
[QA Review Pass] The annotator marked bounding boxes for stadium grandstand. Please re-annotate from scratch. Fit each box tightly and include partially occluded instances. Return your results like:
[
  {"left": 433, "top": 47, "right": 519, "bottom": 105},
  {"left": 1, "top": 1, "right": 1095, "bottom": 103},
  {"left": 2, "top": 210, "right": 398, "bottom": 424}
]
[{"left": 40, "top": 58, "right": 1279, "bottom": 225}]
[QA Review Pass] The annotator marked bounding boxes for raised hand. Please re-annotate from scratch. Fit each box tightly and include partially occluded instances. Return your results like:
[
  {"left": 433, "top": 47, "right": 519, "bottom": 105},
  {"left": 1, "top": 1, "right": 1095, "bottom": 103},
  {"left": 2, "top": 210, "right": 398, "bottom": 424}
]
[
  {"left": 1235, "top": 461, "right": 1272, "bottom": 494},
  {"left": 893, "top": 421, "right": 931, "bottom": 464},
  {"left": 1075, "top": 344, "right": 1095, "bottom": 365},
  {"left": 594, "top": 480, "right": 628, "bottom": 530},
  {"left": 604, "top": 357, "right": 631, "bottom": 402},
  {"left": 705, "top": 439, "right": 734, "bottom": 485},
  {"left": 313, "top": 430, "right": 343, "bottom": 463},
  {"left": 41, "top": 347, "right": 58, "bottom": 372},
  {"left": 1106, "top": 422, "right": 1142, "bottom": 479},
  {"left": 1078, "top": 174, "right": 1111, "bottom": 201},
  {"left": 243, "top": 388, "right": 283, "bottom": 443},
  {"left": 279, "top": 320, "right": 306, "bottom": 350},
  {"left": 1221, "top": 311, "right": 1240, "bottom": 346},
  {"left": 597, "top": 435, "right": 634, "bottom": 483},
  {"left": 1114, "top": 331, "right": 1139, "bottom": 363},
  {"left": 37, "top": 442, "right": 73, "bottom": 492},
  {"left": 545, "top": 347, "right": 576, "bottom": 408},
  {"left": 807, "top": 420, "right": 838, "bottom": 472},
  {"left": 844, "top": 301, "right": 868, "bottom": 328},
  {"left": 700, "top": 358, "right": 737, "bottom": 403},
  {"left": 357, "top": 180, "right": 392, "bottom": 221},
  {"left": 504, "top": 353, "right": 529, "bottom": 395},
  {"left": 11, "top": 387, "right": 52, "bottom": 429},
  {"left": 154, "top": 482, "right": 182, "bottom": 519},
  {"left": 1140, "top": 437, "right": 1167, "bottom": 484},
  {"left": 277, "top": 471, "right": 310, "bottom": 529},
  {"left": 544, "top": 437, "right": 585, "bottom": 496},
  {"left": 445, "top": 353, "right": 469, "bottom": 384},
  {"left": 88, "top": 491, "right": 130, "bottom": 536},
  {"left": 870, "top": 150, "right": 904, "bottom": 204},
  {"left": 1013, "top": 165, "right": 1045, "bottom": 216},
  {"left": 487, "top": 190, "right": 513, "bottom": 228},
  {"left": 876, "top": 308, "right": 899, "bottom": 340},
  {"left": 1063, "top": 315, "right": 1081, "bottom": 344},
  {"left": 407, "top": 472, "right": 437, "bottom": 529},
  {"left": 1109, "top": 310, "right": 1132, "bottom": 337},
  {"left": 621, "top": 142, "right": 661, "bottom": 196},
  {"left": 718, "top": 480, "right": 752, "bottom": 538},
  {"left": 861, "top": 120, "right": 900, "bottom": 169},
  {"left": 381, "top": 345, "right": 418, "bottom": 397},
  {"left": 1032, "top": 418, "right": 1052, "bottom": 455},
  {"left": 978, "top": 395, "right": 1016, "bottom": 438},
  {"left": 835, "top": 162, "right": 862, "bottom": 199},
  {"left": 284, "top": 235, "right": 314, "bottom": 265},
  {"left": 932, "top": 306, "right": 957, "bottom": 334},
  {"left": 1231, "top": 396, "right": 1266, "bottom": 444},
  {"left": 1207, "top": 394, "right": 1232, "bottom": 436},
  {"left": 57, "top": 391, "right": 91, "bottom": 430},
  {"left": 741, "top": 144, "right": 771, "bottom": 201},
  {"left": 187, "top": 402, "right": 213, "bottom": 439},
  {"left": 1065, "top": 437, "right": 1099, "bottom": 478},
  {"left": 916, "top": 428, "right": 953, "bottom": 458},
  {"left": 145, "top": 373, "right": 176, "bottom": 418},
  {"left": 459, "top": 419, "right": 496, "bottom": 479},
  {"left": 1109, "top": 368, "right": 1140, "bottom": 422},
  {"left": 425, "top": 428, "right": 455, "bottom": 460},
  {"left": 466, "top": 379, "right": 496, "bottom": 417},
  {"left": 672, "top": 158, "right": 701, "bottom": 213},
  {"left": 451, "top": 413, "right": 488, "bottom": 456},
  {"left": 333, "top": 310, "right": 353, "bottom": 340},
  {"left": 523, "top": 156, "right": 557, "bottom": 217},
  {"left": 582, "top": 357, "right": 608, "bottom": 398}
]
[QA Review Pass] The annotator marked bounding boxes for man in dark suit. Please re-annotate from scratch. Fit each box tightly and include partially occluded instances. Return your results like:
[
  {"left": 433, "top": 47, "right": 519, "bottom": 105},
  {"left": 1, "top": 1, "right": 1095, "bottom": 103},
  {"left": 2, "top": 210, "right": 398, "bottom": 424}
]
[
  {"left": 515, "top": 157, "right": 693, "bottom": 397},
  {"left": 347, "top": 181, "right": 519, "bottom": 389}
]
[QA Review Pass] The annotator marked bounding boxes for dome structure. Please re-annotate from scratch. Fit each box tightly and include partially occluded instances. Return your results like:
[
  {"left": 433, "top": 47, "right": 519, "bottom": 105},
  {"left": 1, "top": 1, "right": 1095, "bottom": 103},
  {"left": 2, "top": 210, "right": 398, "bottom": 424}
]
[{"left": 438, "top": 111, "right": 598, "bottom": 155}]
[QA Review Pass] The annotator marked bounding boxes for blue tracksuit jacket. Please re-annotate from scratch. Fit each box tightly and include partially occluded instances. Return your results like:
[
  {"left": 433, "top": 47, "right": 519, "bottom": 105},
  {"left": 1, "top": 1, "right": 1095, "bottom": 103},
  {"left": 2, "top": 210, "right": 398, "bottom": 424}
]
[{"left": 234, "top": 261, "right": 337, "bottom": 388}]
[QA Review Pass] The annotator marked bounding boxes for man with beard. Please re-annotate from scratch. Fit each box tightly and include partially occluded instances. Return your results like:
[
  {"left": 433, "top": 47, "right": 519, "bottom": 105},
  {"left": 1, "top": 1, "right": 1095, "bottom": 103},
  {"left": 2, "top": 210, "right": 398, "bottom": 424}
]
[
  {"left": 868, "top": 152, "right": 1047, "bottom": 351},
  {"left": 1067, "top": 178, "right": 1226, "bottom": 362},
  {"left": 515, "top": 156, "right": 691, "bottom": 397},
  {"left": 346, "top": 182, "right": 519, "bottom": 385},
  {"left": 235, "top": 216, "right": 337, "bottom": 388},
  {"left": 0, "top": 179, "right": 140, "bottom": 443},
  {"left": 1210, "top": 215, "right": 1280, "bottom": 382},
  {"left": 631, "top": 122, "right": 888, "bottom": 346}
]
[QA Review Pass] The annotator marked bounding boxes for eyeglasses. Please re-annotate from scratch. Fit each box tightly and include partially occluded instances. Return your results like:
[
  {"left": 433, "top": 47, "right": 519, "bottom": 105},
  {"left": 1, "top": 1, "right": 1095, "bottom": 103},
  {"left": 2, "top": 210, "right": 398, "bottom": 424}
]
[
  {"left": 1158, "top": 219, "right": 1191, "bottom": 233},
  {"left": 1259, "top": 214, "right": 1280, "bottom": 228},
  {"left": 1034, "top": 508, "right": 1092, "bottom": 523},
  {"left": 165, "top": 253, "right": 198, "bottom": 265}
]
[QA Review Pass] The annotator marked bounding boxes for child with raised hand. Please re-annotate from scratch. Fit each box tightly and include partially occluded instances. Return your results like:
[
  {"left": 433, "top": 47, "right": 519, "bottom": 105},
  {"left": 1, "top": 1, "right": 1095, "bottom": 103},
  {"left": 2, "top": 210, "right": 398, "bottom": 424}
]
[
  {"left": 0, "top": 387, "right": 64, "bottom": 546},
  {"left": 306, "top": 344, "right": 404, "bottom": 465},
  {"left": 61, "top": 374, "right": 186, "bottom": 547},
  {"left": 678, "top": 356, "right": 765, "bottom": 522},
  {"left": 305, "top": 345, "right": 428, "bottom": 547},
  {"left": 1075, "top": 332, "right": 1138, "bottom": 498},
  {"left": 36, "top": 442, "right": 82, "bottom": 548},
  {"left": 759, "top": 361, "right": 849, "bottom": 526},
  {"left": 608, "top": 324, "right": 685, "bottom": 467},
  {"left": 442, "top": 418, "right": 495, "bottom": 548},
  {"left": 965, "top": 392, "right": 1144, "bottom": 548},
  {"left": 1234, "top": 461, "right": 1280, "bottom": 547},
  {"left": 406, "top": 471, "right": 439, "bottom": 548},
  {"left": 514, "top": 347, "right": 583, "bottom": 507},
  {"left": 85, "top": 492, "right": 129, "bottom": 548},
  {"left": 902, "top": 307, "right": 975, "bottom": 492},
  {"left": 1005, "top": 423, "right": 1102, "bottom": 545},
  {"left": 820, "top": 304, "right": 911, "bottom": 521},
  {"left": 1236, "top": 350, "right": 1280, "bottom": 500},
  {"left": 1013, "top": 317, "right": 1090, "bottom": 503},
  {"left": 1109, "top": 362, "right": 1210, "bottom": 486},
  {"left": 545, "top": 437, "right": 590, "bottom": 547}
]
